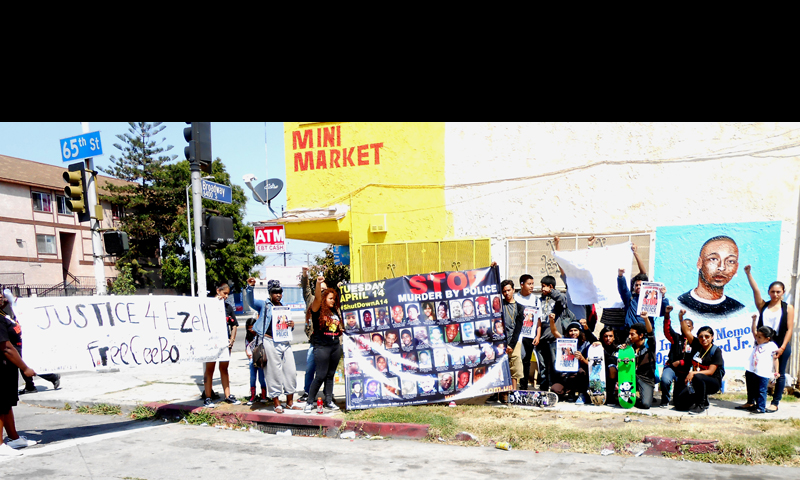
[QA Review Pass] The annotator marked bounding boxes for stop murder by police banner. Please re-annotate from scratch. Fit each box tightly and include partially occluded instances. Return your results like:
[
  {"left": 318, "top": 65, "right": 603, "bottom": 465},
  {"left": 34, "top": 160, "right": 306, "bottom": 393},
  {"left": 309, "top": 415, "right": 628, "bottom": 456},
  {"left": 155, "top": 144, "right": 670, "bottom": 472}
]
[{"left": 341, "top": 266, "right": 512, "bottom": 410}]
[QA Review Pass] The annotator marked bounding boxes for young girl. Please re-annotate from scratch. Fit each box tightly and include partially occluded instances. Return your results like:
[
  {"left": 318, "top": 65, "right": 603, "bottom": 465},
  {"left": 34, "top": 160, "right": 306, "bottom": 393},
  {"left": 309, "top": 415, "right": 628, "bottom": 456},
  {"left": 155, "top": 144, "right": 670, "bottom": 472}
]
[
  {"left": 245, "top": 317, "right": 267, "bottom": 404},
  {"left": 737, "top": 317, "right": 780, "bottom": 414}
]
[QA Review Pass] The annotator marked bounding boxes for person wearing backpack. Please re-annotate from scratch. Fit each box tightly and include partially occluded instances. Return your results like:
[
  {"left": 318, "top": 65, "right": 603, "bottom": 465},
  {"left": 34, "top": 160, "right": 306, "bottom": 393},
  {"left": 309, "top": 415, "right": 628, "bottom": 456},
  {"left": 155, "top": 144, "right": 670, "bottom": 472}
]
[
  {"left": 675, "top": 309, "right": 725, "bottom": 414},
  {"left": 244, "top": 316, "right": 267, "bottom": 404},
  {"left": 744, "top": 265, "right": 795, "bottom": 413}
]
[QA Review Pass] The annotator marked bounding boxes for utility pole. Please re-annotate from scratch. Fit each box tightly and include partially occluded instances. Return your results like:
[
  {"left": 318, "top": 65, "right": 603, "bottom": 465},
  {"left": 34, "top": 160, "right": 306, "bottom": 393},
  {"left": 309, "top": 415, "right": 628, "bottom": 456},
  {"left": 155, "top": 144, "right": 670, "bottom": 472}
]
[
  {"left": 82, "top": 122, "right": 107, "bottom": 295},
  {"left": 184, "top": 122, "right": 212, "bottom": 297}
]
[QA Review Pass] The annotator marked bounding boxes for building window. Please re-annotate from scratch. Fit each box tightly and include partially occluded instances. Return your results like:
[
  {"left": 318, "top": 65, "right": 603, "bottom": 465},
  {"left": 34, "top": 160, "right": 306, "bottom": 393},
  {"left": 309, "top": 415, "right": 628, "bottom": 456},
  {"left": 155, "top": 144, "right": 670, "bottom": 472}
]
[
  {"left": 32, "top": 192, "right": 52, "bottom": 212},
  {"left": 36, "top": 234, "right": 57, "bottom": 255},
  {"left": 57, "top": 195, "right": 73, "bottom": 215},
  {"left": 111, "top": 204, "right": 123, "bottom": 219}
]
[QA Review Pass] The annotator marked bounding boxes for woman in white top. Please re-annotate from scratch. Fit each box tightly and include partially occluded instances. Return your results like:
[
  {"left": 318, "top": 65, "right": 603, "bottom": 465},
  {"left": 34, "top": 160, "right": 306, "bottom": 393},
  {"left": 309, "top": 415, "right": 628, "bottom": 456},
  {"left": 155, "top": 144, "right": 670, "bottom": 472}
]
[{"left": 744, "top": 265, "right": 795, "bottom": 412}]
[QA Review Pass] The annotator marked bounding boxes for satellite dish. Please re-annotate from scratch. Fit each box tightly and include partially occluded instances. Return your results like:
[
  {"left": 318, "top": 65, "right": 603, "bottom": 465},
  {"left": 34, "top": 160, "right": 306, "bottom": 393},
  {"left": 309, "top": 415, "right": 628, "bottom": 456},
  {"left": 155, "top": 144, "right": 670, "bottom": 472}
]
[{"left": 252, "top": 178, "right": 284, "bottom": 203}]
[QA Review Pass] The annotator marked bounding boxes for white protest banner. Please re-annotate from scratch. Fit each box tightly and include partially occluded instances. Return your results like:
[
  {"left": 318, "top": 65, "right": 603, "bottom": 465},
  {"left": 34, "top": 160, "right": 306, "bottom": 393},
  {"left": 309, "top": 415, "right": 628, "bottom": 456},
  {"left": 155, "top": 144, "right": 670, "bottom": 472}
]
[
  {"left": 14, "top": 295, "right": 231, "bottom": 374},
  {"left": 519, "top": 304, "right": 541, "bottom": 339},
  {"left": 254, "top": 224, "right": 285, "bottom": 254},
  {"left": 636, "top": 282, "right": 663, "bottom": 317},
  {"left": 553, "top": 241, "right": 633, "bottom": 308},
  {"left": 271, "top": 306, "right": 293, "bottom": 342},
  {"left": 555, "top": 338, "right": 579, "bottom": 372}
]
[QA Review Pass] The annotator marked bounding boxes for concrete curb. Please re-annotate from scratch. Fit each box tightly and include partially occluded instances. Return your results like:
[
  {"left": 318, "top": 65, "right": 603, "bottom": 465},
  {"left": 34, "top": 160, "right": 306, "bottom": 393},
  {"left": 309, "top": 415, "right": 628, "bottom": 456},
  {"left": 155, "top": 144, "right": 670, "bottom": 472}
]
[{"left": 144, "top": 402, "right": 430, "bottom": 439}]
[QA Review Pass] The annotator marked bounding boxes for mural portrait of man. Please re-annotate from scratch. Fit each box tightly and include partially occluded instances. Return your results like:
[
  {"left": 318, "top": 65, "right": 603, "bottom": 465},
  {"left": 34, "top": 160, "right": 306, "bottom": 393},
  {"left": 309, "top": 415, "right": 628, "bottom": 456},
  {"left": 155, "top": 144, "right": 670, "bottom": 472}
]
[{"left": 677, "top": 235, "right": 745, "bottom": 316}]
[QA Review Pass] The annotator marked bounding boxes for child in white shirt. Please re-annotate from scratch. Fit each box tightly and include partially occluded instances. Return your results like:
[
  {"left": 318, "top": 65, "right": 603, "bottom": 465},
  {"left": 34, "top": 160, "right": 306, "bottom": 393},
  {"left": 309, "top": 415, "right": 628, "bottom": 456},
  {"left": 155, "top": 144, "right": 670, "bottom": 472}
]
[{"left": 741, "top": 317, "right": 780, "bottom": 414}]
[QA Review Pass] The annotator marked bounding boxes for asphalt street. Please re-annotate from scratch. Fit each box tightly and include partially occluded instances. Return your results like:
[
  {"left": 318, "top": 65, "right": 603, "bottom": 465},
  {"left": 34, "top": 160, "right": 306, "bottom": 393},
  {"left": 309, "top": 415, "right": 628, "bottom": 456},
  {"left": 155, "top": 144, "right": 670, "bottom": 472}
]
[{"left": 2, "top": 403, "right": 797, "bottom": 479}]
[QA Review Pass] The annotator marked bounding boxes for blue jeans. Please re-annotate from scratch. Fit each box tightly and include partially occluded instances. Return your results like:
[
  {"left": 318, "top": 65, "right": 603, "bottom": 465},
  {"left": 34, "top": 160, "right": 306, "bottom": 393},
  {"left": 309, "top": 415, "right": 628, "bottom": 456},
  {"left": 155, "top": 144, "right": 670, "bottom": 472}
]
[
  {"left": 304, "top": 345, "right": 316, "bottom": 393},
  {"left": 250, "top": 359, "right": 266, "bottom": 389},
  {"left": 659, "top": 366, "right": 679, "bottom": 404},
  {"left": 772, "top": 342, "right": 791, "bottom": 406},
  {"left": 746, "top": 370, "right": 769, "bottom": 412}
]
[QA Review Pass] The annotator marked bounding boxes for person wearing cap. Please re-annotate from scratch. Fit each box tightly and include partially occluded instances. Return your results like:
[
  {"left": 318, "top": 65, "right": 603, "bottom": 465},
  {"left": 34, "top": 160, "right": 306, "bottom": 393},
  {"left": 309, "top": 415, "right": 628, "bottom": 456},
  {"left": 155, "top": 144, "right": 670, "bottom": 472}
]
[
  {"left": 547, "top": 315, "right": 591, "bottom": 402},
  {"left": 246, "top": 277, "right": 299, "bottom": 414}
]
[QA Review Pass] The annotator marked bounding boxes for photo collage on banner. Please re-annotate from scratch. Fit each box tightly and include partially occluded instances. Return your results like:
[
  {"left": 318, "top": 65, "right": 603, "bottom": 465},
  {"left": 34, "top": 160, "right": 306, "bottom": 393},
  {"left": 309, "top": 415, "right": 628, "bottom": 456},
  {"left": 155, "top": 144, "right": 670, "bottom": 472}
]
[{"left": 341, "top": 266, "right": 512, "bottom": 410}]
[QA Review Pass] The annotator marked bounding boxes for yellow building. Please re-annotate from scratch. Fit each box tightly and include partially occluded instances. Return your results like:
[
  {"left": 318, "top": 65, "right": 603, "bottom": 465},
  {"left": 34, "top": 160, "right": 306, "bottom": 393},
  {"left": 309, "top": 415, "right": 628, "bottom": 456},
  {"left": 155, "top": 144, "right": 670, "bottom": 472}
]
[{"left": 279, "top": 122, "right": 490, "bottom": 282}]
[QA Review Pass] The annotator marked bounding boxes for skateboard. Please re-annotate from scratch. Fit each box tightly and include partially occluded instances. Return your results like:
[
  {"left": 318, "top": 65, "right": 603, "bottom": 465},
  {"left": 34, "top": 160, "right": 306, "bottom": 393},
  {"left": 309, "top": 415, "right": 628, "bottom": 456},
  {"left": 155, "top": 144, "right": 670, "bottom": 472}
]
[
  {"left": 508, "top": 390, "right": 558, "bottom": 408},
  {"left": 587, "top": 344, "right": 606, "bottom": 406},
  {"left": 616, "top": 344, "right": 636, "bottom": 409}
]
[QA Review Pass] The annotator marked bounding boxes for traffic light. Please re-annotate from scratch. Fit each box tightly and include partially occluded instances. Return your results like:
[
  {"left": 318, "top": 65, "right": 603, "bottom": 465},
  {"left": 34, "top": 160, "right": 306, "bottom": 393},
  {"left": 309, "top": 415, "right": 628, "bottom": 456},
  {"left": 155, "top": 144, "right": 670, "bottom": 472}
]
[
  {"left": 202, "top": 216, "right": 235, "bottom": 250},
  {"left": 63, "top": 162, "right": 91, "bottom": 223},
  {"left": 184, "top": 122, "right": 212, "bottom": 173},
  {"left": 103, "top": 231, "right": 130, "bottom": 256}
]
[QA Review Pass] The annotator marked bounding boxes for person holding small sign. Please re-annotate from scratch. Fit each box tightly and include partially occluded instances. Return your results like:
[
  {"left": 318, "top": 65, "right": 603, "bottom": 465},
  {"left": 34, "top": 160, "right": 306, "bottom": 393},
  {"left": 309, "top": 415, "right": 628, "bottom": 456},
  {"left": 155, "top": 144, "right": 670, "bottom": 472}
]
[
  {"left": 547, "top": 314, "right": 591, "bottom": 402},
  {"left": 246, "top": 278, "right": 298, "bottom": 413}
]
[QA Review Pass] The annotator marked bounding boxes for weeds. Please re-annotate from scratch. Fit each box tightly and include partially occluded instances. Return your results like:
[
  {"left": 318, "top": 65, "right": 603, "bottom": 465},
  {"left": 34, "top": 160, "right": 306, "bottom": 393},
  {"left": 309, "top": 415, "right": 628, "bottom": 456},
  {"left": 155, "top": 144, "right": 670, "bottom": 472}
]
[
  {"left": 75, "top": 404, "right": 122, "bottom": 415},
  {"left": 130, "top": 405, "right": 158, "bottom": 420}
]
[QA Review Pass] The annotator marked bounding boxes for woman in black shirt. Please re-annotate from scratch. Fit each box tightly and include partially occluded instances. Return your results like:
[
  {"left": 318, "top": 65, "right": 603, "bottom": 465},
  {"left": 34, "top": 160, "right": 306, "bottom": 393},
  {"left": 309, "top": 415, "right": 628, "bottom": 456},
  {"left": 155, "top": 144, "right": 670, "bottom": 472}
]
[
  {"left": 304, "top": 276, "right": 344, "bottom": 413},
  {"left": 675, "top": 309, "right": 725, "bottom": 414}
]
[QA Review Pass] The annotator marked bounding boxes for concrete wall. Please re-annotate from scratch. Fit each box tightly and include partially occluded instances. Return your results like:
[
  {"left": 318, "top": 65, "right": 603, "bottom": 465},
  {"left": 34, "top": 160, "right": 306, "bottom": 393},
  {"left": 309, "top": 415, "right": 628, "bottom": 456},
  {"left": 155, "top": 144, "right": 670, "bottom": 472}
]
[{"left": 444, "top": 122, "right": 800, "bottom": 283}]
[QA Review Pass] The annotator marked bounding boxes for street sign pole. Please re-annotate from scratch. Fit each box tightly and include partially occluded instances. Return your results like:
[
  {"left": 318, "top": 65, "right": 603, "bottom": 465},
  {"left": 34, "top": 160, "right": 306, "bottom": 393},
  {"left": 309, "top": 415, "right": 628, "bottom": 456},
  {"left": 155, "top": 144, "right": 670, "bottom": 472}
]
[
  {"left": 81, "top": 122, "right": 107, "bottom": 295},
  {"left": 191, "top": 169, "right": 207, "bottom": 298}
]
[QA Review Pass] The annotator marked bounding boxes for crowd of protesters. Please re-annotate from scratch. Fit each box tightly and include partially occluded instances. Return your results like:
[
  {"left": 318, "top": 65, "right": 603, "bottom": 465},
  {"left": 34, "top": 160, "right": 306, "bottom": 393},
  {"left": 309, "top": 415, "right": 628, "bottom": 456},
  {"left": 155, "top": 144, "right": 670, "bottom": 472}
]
[{"left": 1, "top": 238, "right": 794, "bottom": 454}]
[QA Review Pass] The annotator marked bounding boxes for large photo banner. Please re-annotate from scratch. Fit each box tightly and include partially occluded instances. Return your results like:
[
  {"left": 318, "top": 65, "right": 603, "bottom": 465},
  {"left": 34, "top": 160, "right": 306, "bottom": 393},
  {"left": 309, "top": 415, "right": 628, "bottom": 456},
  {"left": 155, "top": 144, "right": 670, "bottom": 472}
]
[
  {"left": 14, "top": 295, "right": 231, "bottom": 374},
  {"left": 341, "top": 266, "right": 512, "bottom": 410}
]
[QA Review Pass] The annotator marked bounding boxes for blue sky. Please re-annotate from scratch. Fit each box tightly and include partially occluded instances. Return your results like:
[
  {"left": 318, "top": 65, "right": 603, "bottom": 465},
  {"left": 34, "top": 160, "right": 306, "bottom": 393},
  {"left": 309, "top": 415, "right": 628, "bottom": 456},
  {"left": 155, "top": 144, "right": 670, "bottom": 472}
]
[{"left": 0, "top": 121, "right": 326, "bottom": 266}]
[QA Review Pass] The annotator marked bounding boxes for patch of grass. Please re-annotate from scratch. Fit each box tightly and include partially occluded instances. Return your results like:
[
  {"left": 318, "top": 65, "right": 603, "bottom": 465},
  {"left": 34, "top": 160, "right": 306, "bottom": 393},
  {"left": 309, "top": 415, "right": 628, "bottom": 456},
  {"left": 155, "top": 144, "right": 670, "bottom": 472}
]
[
  {"left": 130, "top": 405, "right": 158, "bottom": 420},
  {"left": 183, "top": 410, "right": 219, "bottom": 426},
  {"left": 712, "top": 392, "right": 799, "bottom": 403},
  {"left": 75, "top": 404, "right": 122, "bottom": 415},
  {"left": 345, "top": 405, "right": 458, "bottom": 437},
  {"left": 63, "top": 403, "right": 71, "bottom": 411},
  {"left": 347, "top": 404, "right": 800, "bottom": 466}
]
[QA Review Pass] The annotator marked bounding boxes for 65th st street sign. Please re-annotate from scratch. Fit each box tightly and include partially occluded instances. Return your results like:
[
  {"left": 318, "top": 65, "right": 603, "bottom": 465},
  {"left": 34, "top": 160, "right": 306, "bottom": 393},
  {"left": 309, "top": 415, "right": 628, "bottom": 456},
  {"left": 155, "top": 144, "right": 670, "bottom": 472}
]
[{"left": 60, "top": 131, "right": 103, "bottom": 162}]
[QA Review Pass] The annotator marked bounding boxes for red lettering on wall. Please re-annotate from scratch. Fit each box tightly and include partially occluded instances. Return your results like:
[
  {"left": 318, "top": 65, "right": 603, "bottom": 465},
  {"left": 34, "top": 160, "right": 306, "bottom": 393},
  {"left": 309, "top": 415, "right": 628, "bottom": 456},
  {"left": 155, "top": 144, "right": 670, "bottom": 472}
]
[
  {"left": 323, "top": 127, "right": 335, "bottom": 147},
  {"left": 343, "top": 147, "right": 355, "bottom": 167},
  {"left": 337, "top": 125, "right": 341, "bottom": 146},
  {"left": 294, "top": 151, "right": 316, "bottom": 171},
  {"left": 292, "top": 130, "right": 313, "bottom": 150},
  {"left": 357, "top": 144, "right": 369, "bottom": 165},
  {"left": 317, "top": 128, "right": 321, "bottom": 149},
  {"left": 330, "top": 149, "right": 341, "bottom": 168},
  {"left": 447, "top": 272, "right": 468, "bottom": 291},
  {"left": 409, "top": 275, "right": 428, "bottom": 294},
  {"left": 370, "top": 143, "right": 383, "bottom": 165},
  {"left": 316, "top": 150, "right": 327, "bottom": 169}
]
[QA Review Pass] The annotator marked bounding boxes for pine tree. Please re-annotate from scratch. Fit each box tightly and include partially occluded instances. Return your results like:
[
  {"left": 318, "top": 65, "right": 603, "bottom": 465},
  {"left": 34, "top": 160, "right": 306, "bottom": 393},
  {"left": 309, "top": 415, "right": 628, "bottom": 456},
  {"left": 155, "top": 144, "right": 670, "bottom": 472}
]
[{"left": 99, "top": 122, "right": 181, "bottom": 286}]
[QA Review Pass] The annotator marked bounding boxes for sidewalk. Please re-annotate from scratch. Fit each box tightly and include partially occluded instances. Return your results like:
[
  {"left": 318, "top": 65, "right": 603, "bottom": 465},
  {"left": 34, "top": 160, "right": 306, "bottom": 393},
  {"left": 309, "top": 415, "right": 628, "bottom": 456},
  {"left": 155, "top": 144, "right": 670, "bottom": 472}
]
[{"left": 17, "top": 339, "right": 800, "bottom": 427}]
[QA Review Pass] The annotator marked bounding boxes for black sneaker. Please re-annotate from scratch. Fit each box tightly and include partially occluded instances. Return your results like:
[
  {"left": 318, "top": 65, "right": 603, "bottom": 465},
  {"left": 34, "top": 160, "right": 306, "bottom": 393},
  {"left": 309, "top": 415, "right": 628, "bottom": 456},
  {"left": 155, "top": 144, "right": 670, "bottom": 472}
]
[
  {"left": 298, "top": 393, "right": 309, "bottom": 403},
  {"left": 224, "top": 395, "right": 241, "bottom": 405},
  {"left": 203, "top": 397, "right": 216, "bottom": 408},
  {"left": 688, "top": 405, "right": 706, "bottom": 415},
  {"left": 324, "top": 400, "right": 339, "bottom": 411},
  {"left": 18, "top": 387, "right": 36, "bottom": 395},
  {"left": 52, "top": 376, "right": 61, "bottom": 390}
]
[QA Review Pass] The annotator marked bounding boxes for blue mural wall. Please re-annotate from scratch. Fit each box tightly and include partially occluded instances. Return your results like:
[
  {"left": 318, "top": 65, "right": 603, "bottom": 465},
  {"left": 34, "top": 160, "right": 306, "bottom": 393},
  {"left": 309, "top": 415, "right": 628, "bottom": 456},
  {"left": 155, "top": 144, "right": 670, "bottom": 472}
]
[{"left": 653, "top": 221, "right": 781, "bottom": 373}]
